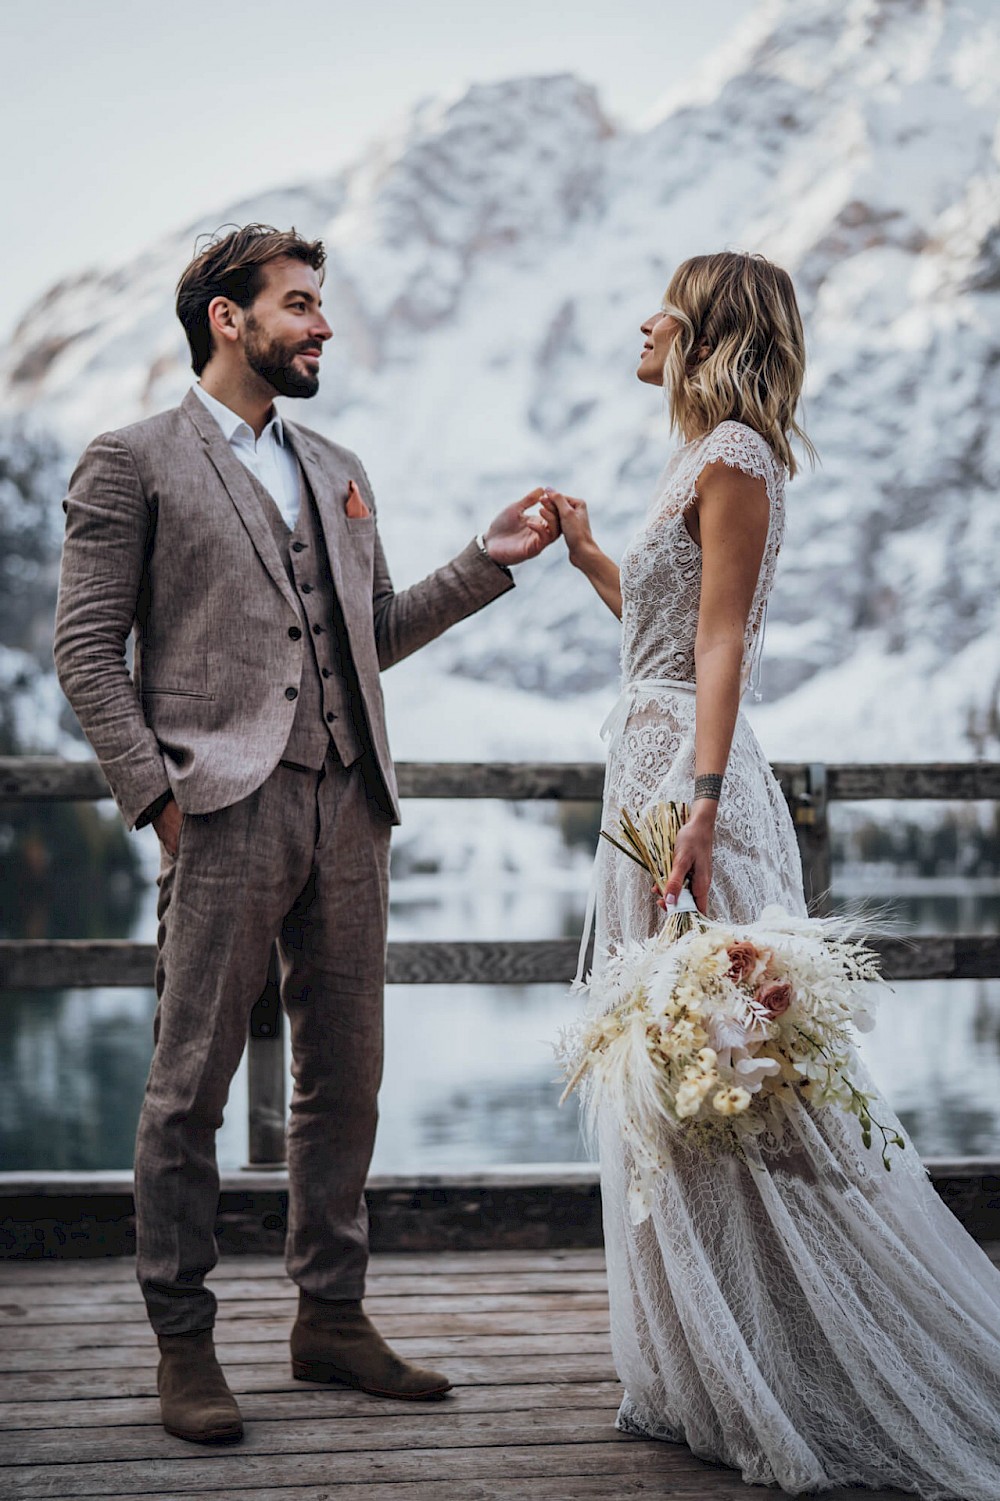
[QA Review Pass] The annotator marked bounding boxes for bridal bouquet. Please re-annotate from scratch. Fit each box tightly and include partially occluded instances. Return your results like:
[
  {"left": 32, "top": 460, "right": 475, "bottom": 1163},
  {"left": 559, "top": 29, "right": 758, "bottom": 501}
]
[{"left": 558, "top": 803, "right": 903, "bottom": 1222}]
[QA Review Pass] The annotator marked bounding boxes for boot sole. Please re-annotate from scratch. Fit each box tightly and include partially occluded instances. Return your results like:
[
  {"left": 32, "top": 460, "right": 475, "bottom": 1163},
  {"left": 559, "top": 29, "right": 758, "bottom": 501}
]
[
  {"left": 163, "top": 1419, "right": 244, "bottom": 1444},
  {"left": 291, "top": 1358, "right": 451, "bottom": 1400}
]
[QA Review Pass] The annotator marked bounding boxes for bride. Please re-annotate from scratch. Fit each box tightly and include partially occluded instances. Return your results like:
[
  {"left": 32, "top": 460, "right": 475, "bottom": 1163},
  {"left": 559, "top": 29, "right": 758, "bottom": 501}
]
[{"left": 543, "top": 251, "right": 1000, "bottom": 1497}]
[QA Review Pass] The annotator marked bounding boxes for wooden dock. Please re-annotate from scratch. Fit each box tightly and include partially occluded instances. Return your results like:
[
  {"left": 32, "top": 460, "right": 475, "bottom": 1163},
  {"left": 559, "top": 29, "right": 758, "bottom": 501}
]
[{"left": 2, "top": 1244, "right": 982, "bottom": 1500}]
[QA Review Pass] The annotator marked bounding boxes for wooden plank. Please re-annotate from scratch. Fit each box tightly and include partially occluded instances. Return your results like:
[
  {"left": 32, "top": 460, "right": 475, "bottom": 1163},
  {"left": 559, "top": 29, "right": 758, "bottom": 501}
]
[
  {"left": 386, "top": 940, "right": 584, "bottom": 985},
  {"left": 821, "top": 761, "right": 1000, "bottom": 802},
  {"left": 0, "top": 1331, "right": 613, "bottom": 1374},
  {"left": 0, "top": 1245, "right": 606, "bottom": 1276},
  {"left": 5, "top": 754, "right": 1000, "bottom": 805},
  {"left": 0, "top": 1202, "right": 605, "bottom": 1260},
  {"left": 395, "top": 763, "right": 607, "bottom": 801},
  {"left": 0, "top": 1380, "right": 625, "bottom": 1432},
  {"left": 5, "top": 1159, "right": 1000, "bottom": 1261},
  {"left": 0, "top": 757, "right": 110, "bottom": 802},
  {"left": 0, "top": 1233, "right": 936, "bottom": 1501},
  {"left": 870, "top": 935, "right": 1000, "bottom": 981},
  {"left": 0, "top": 1353, "right": 618, "bottom": 1402},
  {"left": 0, "top": 1248, "right": 603, "bottom": 1284},
  {"left": 8, "top": 1482, "right": 906, "bottom": 1501},
  {"left": 1, "top": 1307, "right": 610, "bottom": 1351},
  {"left": 0, "top": 1272, "right": 603, "bottom": 1308},
  {"left": 0, "top": 1404, "right": 626, "bottom": 1464},
  {"left": 0, "top": 938, "right": 584, "bottom": 988},
  {"left": 0, "top": 1438, "right": 747, "bottom": 1498},
  {"left": 0, "top": 757, "right": 612, "bottom": 805},
  {"left": 6, "top": 932, "right": 1000, "bottom": 990},
  {"left": 0, "top": 1291, "right": 610, "bottom": 1328}
]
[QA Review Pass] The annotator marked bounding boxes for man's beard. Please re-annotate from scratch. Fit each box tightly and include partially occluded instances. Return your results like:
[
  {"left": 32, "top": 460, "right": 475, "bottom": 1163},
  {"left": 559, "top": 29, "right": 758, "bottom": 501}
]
[{"left": 244, "top": 314, "right": 319, "bottom": 398}]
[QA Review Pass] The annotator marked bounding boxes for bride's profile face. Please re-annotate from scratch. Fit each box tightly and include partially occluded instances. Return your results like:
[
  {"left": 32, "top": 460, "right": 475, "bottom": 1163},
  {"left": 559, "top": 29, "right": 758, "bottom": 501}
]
[{"left": 637, "top": 307, "right": 681, "bottom": 386}]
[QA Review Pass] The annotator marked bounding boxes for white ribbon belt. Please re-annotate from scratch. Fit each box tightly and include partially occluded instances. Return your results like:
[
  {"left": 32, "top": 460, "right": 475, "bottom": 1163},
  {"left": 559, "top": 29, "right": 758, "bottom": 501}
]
[
  {"left": 599, "top": 676, "right": 697, "bottom": 754},
  {"left": 574, "top": 677, "right": 697, "bottom": 988}
]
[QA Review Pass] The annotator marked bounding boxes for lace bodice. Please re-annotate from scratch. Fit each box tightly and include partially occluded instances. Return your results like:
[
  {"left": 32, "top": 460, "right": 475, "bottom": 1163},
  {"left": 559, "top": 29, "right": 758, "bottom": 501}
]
[{"left": 619, "top": 420, "right": 785, "bottom": 690}]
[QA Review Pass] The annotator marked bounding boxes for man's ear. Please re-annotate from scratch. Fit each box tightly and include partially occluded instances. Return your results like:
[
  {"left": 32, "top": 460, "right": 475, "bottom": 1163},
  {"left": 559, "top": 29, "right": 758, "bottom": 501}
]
[{"left": 207, "top": 296, "right": 241, "bottom": 349}]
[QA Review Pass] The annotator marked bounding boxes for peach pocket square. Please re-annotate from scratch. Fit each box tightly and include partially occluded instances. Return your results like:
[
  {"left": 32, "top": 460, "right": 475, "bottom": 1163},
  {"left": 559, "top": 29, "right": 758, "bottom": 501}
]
[{"left": 345, "top": 481, "right": 371, "bottom": 519}]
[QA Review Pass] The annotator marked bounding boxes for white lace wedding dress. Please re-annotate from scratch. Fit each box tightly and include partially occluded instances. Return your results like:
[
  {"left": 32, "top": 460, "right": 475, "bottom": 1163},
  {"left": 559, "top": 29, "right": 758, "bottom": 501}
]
[{"left": 591, "top": 420, "right": 1000, "bottom": 1496}]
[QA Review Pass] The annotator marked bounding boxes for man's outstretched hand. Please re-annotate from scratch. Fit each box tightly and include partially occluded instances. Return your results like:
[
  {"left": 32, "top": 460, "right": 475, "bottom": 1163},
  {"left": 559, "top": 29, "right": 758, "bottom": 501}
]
[{"left": 483, "top": 489, "right": 562, "bottom": 567}]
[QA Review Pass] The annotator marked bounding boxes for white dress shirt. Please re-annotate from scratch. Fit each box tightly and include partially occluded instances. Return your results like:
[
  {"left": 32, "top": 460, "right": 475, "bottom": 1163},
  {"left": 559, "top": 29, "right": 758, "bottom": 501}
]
[{"left": 193, "top": 382, "right": 301, "bottom": 530}]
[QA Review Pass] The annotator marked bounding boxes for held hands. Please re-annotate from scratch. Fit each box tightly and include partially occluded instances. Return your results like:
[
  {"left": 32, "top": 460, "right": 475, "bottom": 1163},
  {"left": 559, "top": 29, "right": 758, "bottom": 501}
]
[
  {"left": 483, "top": 489, "right": 562, "bottom": 566},
  {"left": 538, "top": 488, "right": 622, "bottom": 619},
  {"left": 659, "top": 801, "right": 716, "bottom": 916},
  {"left": 538, "top": 490, "right": 595, "bottom": 569}
]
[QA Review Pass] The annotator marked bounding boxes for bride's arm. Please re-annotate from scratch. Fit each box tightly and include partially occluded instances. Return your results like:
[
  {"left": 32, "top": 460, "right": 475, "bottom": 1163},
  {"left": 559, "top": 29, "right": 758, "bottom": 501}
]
[
  {"left": 663, "top": 461, "right": 770, "bottom": 912},
  {"left": 546, "top": 493, "right": 622, "bottom": 619}
]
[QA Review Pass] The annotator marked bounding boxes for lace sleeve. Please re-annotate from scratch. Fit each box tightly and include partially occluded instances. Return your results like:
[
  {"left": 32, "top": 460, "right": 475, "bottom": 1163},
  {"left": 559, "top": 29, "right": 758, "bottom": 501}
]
[{"left": 688, "top": 421, "right": 777, "bottom": 503}]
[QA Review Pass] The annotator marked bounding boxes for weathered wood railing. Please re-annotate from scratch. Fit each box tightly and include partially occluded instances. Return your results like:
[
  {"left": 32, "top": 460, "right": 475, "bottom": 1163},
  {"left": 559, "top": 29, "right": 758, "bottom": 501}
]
[{"left": 3, "top": 756, "right": 1000, "bottom": 1173}]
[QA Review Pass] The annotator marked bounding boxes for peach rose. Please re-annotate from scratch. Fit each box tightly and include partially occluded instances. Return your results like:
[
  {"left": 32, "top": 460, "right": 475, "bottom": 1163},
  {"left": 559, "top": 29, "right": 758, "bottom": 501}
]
[
  {"left": 756, "top": 980, "right": 793, "bottom": 1018},
  {"left": 727, "top": 941, "right": 762, "bottom": 984}
]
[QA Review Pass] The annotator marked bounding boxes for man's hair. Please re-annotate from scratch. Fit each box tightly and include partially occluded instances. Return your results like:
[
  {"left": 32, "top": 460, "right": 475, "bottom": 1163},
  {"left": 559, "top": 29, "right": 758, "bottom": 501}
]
[{"left": 175, "top": 224, "right": 327, "bottom": 375}]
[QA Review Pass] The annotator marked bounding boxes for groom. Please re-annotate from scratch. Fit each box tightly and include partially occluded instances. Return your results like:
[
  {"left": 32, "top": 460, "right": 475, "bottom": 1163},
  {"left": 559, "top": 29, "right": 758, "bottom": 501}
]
[{"left": 54, "top": 224, "right": 556, "bottom": 1444}]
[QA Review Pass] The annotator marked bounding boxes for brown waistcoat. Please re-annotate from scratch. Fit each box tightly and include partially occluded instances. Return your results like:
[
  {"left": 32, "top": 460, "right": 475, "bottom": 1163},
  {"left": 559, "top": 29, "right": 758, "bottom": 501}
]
[{"left": 250, "top": 463, "right": 365, "bottom": 769}]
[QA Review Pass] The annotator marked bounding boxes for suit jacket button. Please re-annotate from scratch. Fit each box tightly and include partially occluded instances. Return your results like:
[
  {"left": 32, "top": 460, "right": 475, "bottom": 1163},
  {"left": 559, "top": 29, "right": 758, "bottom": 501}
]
[
  {"left": 285, "top": 686, "right": 298, "bottom": 700},
  {"left": 326, "top": 712, "right": 336, "bottom": 722},
  {"left": 301, "top": 582, "right": 313, "bottom": 594},
  {"left": 322, "top": 667, "right": 332, "bottom": 678},
  {"left": 288, "top": 626, "right": 302, "bottom": 640}
]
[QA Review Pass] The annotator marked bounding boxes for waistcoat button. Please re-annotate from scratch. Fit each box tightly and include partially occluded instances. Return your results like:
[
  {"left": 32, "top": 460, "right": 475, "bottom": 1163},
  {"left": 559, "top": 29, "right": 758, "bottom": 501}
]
[
  {"left": 285, "top": 686, "right": 298, "bottom": 701},
  {"left": 288, "top": 626, "right": 302, "bottom": 640}
]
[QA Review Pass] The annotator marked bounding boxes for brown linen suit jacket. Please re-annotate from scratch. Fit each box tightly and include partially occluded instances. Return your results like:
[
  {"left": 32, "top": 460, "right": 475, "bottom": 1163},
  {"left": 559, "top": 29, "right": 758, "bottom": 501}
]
[{"left": 54, "top": 388, "right": 515, "bottom": 829}]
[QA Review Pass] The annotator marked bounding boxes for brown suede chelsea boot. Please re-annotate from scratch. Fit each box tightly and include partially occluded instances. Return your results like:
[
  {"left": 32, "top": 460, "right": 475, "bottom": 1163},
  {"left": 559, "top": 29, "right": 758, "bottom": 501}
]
[
  {"left": 291, "top": 1292, "right": 452, "bottom": 1399},
  {"left": 157, "top": 1329, "right": 244, "bottom": 1443}
]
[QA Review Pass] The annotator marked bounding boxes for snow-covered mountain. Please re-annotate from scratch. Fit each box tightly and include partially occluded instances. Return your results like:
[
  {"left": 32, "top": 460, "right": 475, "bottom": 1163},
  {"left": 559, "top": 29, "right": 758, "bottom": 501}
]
[{"left": 3, "top": 0, "right": 999, "bottom": 770}]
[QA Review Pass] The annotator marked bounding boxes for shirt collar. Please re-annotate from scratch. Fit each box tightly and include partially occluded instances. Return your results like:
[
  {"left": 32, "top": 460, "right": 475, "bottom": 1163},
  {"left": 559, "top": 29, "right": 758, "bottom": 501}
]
[{"left": 192, "top": 381, "right": 285, "bottom": 449}]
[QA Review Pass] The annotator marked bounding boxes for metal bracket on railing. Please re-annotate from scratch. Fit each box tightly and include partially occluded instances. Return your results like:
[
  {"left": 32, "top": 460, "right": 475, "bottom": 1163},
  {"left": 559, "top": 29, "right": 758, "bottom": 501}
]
[{"left": 791, "top": 762, "right": 828, "bottom": 828}]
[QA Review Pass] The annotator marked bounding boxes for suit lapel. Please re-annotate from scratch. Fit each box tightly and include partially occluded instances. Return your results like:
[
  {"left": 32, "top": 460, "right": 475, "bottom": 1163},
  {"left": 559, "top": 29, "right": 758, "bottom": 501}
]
[
  {"left": 180, "top": 389, "right": 299, "bottom": 615},
  {"left": 283, "top": 421, "right": 348, "bottom": 603},
  {"left": 285, "top": 421, "right": 376, "bottom": 664}
]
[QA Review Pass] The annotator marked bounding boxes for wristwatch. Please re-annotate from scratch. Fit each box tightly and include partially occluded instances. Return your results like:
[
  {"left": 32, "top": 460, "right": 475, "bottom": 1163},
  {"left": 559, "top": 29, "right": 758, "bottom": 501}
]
[{"left": 476, "top": 533, "right": 512, "bottom": 576}]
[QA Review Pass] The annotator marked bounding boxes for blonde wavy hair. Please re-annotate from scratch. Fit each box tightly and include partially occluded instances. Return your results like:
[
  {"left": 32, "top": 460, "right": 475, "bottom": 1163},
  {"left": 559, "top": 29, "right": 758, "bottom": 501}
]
[{"left": 661, "top": 251, "right": 815, "bottom": 476}]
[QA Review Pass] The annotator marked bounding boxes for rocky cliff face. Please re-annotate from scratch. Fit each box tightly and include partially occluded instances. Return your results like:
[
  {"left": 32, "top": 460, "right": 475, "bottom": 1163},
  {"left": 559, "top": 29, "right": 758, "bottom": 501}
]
[{"left": 2, "top": 0, "right": 998, "bottom": 767}]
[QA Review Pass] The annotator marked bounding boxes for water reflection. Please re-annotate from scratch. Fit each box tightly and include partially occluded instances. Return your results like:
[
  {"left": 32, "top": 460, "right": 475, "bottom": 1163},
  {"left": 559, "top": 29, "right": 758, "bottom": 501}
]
[{"left": 1, "top": 868, "right": 999, "bottom": 1171}]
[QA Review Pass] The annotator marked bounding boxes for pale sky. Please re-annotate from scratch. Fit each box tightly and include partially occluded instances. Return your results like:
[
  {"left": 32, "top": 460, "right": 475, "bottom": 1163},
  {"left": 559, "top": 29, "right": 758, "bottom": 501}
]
[{"left": 0, "top": 0, "right": 753, "bottom": 341}]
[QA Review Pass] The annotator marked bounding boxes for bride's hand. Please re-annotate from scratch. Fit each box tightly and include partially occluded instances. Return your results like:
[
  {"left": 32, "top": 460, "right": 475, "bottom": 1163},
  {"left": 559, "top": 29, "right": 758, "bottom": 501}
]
[
  {"left": 545, "top": 491, "right": 595, "bottom": 569},
  {"left": 661, "top": 804, "right": 715, "bottom": 915}
]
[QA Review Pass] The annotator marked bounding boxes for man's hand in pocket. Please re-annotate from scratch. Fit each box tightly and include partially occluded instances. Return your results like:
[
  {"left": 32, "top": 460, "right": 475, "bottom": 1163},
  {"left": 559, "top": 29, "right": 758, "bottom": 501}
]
[{"left": 153, "top": 796, "right": 184, "bottom": 857}]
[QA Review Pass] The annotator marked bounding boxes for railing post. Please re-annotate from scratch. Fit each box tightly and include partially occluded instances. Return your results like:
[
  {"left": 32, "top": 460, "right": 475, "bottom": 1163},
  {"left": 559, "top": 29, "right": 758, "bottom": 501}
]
[
  {"left": 791, "top": 762, "right": 831, "bottom": 916},
  {"left": 245, "top": 946, "right": 287, "bottom": 1169}
]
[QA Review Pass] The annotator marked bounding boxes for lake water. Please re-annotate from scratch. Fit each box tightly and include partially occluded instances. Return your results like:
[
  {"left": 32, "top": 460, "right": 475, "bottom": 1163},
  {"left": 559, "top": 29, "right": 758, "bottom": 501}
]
[{"left": 2, "top": 843, "right": 999, "bottom": 1173}]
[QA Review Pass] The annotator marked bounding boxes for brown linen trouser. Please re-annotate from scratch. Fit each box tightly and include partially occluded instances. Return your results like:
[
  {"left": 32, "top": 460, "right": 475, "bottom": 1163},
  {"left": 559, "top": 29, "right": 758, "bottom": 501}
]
[{"left": 134, "top": 756, "right": 391, "bottom": 1336}]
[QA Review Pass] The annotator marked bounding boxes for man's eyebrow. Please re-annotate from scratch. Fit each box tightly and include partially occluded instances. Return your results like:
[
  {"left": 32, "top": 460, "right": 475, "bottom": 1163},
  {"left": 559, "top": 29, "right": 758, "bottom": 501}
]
[{"left": 284, "top": 288, "right": 322, "bottom": 306}]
